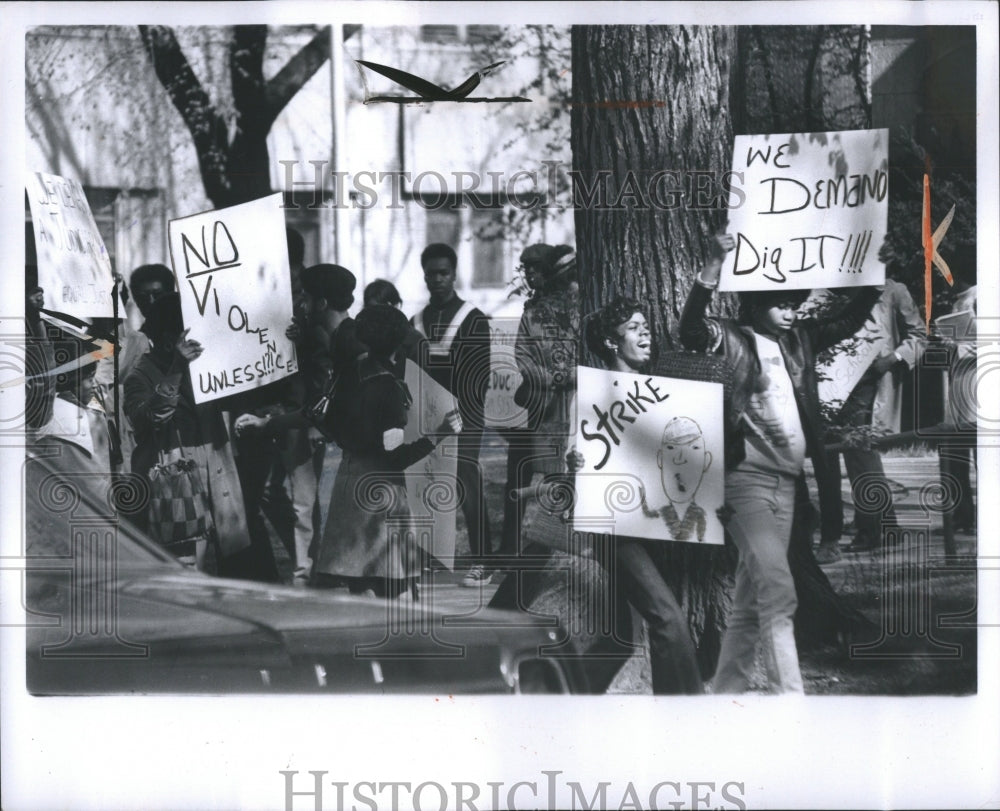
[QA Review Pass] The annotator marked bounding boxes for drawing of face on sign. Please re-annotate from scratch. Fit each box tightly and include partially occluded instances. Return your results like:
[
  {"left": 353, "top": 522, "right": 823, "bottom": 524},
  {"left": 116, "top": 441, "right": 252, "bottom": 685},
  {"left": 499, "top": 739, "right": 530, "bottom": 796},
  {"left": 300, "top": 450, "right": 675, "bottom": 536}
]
[{"left": 656, "top": 417, "right": 712, "bottom": 518}]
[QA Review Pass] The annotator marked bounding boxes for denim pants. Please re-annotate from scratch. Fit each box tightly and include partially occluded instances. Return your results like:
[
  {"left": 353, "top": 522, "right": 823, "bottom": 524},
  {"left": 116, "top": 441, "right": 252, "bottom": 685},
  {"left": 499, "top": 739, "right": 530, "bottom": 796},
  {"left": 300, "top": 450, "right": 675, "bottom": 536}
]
[
  {"left": 714, "top": 468, "right": 803, "bottom": 694},
  {"left": 616, "top": 539, "right": 703, "bottom": 694}
]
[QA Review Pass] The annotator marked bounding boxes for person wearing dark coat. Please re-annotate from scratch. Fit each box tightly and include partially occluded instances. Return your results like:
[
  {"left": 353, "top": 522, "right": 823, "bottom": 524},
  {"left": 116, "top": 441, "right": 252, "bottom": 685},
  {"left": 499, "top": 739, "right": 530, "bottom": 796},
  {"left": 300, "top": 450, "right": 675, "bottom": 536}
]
[{"left": 311, "top": 305, "right": 462, "bottom": 598}]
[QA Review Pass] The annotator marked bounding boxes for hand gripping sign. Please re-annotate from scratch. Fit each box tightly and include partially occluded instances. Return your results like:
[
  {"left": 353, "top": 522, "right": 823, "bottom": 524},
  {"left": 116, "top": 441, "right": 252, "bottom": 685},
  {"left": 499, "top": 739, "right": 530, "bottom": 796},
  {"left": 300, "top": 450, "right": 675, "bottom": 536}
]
[
  {"left": 721, "top": 128, "right": 889, "bottom": 292},
  {"left": 573, "top": 366, "right": 725, "bottom": 545},
  {"left": 167, "top": 193, "right": 298, "bottom": 404}
]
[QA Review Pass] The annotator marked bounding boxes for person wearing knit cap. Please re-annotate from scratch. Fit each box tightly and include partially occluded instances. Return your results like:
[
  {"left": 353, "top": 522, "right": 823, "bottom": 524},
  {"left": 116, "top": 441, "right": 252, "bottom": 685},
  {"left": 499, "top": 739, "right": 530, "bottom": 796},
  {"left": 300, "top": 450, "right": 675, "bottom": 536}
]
[
  {"left": 501, "top": 243, "right": 580, "bottom": 575},
  {"left": 518, "top": 243, "right": 557, "bottom": 295}
]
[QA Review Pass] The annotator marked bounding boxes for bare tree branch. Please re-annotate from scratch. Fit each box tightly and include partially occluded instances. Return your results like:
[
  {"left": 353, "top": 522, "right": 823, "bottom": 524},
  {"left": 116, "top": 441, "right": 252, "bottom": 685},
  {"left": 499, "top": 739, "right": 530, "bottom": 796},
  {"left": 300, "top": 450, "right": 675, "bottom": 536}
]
[
  {"left": 230, "top": 24, "right": 269, "bottom": 136},
  {"left": 138, "top": 25, "right": 230, "bottom": 205},
  {"left": 265, "top": 24, "right": 361, "bottom": 123}
]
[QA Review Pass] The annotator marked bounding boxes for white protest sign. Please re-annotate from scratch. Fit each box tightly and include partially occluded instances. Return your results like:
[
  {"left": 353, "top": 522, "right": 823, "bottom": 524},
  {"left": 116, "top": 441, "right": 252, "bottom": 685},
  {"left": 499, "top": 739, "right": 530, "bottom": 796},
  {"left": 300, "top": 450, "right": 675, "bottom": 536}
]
[
  {"left": 403, "top": 359, "right": 459, "bottom": 568},
  {"left": 167, "top": 194, "right": 297, "bottom": 404},
  {"left": 483, "top": 317, "right": 528, "bottom": 429},
  {"left": 26, "top": 172, "right": 119, "bottom": 319},
  {"left": 722, "top": 128, "right": 888, "bottom": 292},
  {"left": 573, "top": 366, "right": 724, "bottom": 545}
]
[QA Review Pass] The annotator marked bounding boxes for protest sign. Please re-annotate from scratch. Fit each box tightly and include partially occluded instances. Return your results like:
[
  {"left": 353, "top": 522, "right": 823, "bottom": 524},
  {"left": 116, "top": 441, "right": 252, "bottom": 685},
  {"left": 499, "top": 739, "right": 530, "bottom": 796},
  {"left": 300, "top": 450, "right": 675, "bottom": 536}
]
[
  {"left": 721, "top": 128, "right": 888, "bottom": 292},
  {"left": 403, "top": 359, "right": 459, "bottom": 568},
  {"left": 26, "top": 172, "right": 119, "bottom": 320},
  {"left": 167, "top": 193, "right": 297, "bottom": 404},
  {"left": 483, "top": 317, "right": 528, "bottom": 429},
  {"left": 573, "top": 366, "right": 724, "bottom": 545}
]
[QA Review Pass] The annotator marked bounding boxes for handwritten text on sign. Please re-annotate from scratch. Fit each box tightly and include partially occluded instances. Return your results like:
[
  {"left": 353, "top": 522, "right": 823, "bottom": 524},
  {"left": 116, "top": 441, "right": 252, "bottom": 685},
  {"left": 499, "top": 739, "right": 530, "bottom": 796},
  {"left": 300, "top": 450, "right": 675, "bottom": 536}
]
[
  {"left": 573, "top": 366, "right": 724, "bottom": 545},
  {"left": 26, "top": 172, "right": 119, "bottom": 320},
  {"left": 721, "top": 129, "right": 888, "bottom": 292},
  {"left": 167, "top": 194, "right": 297, "bottom": 404},
  {"left": 484, "top": 318, "right": 528, "bottom": 429}
]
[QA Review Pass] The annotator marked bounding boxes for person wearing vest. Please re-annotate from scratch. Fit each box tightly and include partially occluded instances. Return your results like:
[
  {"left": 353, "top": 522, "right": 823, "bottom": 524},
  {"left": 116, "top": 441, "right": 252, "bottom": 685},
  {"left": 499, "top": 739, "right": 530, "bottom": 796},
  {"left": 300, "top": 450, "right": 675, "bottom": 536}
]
[{"left": 412, "top": 243, "right": 494, "bottom": 587}]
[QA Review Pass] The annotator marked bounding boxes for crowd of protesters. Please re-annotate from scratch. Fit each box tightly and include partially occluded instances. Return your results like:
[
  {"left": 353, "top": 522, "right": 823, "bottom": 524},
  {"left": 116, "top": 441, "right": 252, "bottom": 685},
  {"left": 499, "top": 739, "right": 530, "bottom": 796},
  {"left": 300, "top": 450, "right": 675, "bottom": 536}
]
[{"left": 24, "top": 219, "right": 977, "bottom": 695}]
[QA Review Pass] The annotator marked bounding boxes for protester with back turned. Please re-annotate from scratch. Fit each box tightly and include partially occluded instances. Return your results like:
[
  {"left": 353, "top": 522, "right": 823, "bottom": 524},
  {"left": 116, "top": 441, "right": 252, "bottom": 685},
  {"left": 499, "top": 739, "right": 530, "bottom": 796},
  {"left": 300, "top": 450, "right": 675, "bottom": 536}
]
[
  {"left": 123, "top": 293, "right": 251, "bottom": 570},
  {"left": 312, "top": 305, "right": 462, "bottom": 598},
  {"left": 500, "top": 245, "right": 580, "bottom": 571}
]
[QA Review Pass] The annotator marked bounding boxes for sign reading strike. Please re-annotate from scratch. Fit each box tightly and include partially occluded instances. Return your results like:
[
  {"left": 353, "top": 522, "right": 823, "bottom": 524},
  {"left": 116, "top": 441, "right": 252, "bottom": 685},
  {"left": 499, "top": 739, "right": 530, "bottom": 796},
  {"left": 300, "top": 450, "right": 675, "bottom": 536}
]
[
  {"left": 403, "top": 359, "right": 459, "bottom": 568},
  {"left": 167, "top": 194, "right": 297, "bottom": 403},
  {"left": 721, "top": 128, "right": 888, "bottom": 292},
  {"left": 573, "top": 366, "right": 724, "bottom": 545},
  {"left": 26, "top": 172, "right": 118, "bottom": 320}
]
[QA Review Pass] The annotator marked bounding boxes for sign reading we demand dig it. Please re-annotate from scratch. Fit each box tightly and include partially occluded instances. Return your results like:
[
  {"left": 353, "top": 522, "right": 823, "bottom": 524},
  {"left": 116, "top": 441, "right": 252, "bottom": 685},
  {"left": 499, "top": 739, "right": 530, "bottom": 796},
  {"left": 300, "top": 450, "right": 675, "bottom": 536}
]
[
  {"left": 721, "top": 128, "right": 889, "bottom": 292},
  {"left": 168, "top": 194, "right": 297, "bottom": 404}
]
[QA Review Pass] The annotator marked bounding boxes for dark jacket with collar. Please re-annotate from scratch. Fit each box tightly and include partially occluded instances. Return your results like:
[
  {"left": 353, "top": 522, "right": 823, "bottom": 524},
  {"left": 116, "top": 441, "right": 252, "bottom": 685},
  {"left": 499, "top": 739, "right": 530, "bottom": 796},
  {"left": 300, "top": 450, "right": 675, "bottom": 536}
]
[{"left": 679, "top": 282, "right": 882, "bottom": 472}]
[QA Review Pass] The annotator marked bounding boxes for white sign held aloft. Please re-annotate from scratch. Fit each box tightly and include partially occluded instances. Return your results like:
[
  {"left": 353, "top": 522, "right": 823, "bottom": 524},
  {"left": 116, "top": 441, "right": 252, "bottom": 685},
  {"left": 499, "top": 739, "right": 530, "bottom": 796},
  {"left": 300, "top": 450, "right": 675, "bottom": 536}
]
[
  {"left": 721, "top": 128, "right": 889, "bottom": 292},
  {"left": 167, "top": 193, "right": 297, "bottom": 404},
  {"left": 573, "top": 366, "right": 725, "bottom": 545},
  {"left": 26, "top": 172, "right": 119, "bottom": 320}
]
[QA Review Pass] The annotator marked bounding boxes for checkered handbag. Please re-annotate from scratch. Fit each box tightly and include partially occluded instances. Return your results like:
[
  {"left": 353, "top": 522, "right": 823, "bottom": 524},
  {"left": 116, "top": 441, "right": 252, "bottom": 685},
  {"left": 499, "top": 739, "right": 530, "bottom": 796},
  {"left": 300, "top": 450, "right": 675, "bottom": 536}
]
[{"left": 146, "top": 429, "right": 212, "bottom": 547}]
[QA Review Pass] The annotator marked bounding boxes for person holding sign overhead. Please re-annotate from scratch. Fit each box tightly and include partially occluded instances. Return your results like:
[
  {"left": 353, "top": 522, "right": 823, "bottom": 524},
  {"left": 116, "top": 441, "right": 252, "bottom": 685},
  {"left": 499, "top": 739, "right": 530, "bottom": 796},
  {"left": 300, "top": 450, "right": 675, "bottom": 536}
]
[
  {"left": 680, "top": 234, "right": 881, "bottom": 694},
  {"left": 583, "top": 296, "right": 703, "bottom": 695}
]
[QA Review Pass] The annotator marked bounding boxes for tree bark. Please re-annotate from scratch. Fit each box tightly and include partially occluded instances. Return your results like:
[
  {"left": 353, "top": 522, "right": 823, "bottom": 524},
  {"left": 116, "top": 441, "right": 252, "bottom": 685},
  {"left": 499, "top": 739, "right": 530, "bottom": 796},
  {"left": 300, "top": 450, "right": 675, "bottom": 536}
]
[
  {"left": 572, "top": 25, "right": 739, "bottom": 675},
  {"left": 140, "top": 24, "right": 359, "bottom": 209},
  {"left": 572, "top": 26, "right": 736, "bottom": 357}
]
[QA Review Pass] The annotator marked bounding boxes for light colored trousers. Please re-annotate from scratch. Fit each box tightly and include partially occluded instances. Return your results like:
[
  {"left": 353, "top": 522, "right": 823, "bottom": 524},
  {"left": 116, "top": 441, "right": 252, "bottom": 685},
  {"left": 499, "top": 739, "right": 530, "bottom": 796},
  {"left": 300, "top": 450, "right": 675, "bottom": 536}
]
[
  {"left": 714, "top": 468, "right": 804, "bottom": 694},
  {"left": 278, "top": 428, "right": 322, "bottom": 581}
]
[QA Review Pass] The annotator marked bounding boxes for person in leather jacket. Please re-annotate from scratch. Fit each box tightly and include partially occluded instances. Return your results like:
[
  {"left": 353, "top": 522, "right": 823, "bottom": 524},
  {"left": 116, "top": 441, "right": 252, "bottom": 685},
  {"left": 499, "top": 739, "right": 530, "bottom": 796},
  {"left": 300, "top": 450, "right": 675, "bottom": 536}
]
[{"left": 680, "top": 234, "right": 882, "bottom": 693}]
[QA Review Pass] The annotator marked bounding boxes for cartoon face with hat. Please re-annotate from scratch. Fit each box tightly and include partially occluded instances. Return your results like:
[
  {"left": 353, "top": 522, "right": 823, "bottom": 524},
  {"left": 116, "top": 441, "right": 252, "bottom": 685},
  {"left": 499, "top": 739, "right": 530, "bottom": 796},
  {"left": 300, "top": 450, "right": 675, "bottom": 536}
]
[{"left": 657, "top": 416, "right": 712, "bottom": 514}]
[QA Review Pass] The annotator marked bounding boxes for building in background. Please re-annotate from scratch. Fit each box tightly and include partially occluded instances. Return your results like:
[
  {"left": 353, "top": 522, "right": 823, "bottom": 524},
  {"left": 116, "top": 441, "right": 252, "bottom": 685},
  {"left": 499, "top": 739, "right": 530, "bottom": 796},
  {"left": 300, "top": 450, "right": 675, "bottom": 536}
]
[{"left": 25, "top": 24, "right": 574, "bottom": 323}]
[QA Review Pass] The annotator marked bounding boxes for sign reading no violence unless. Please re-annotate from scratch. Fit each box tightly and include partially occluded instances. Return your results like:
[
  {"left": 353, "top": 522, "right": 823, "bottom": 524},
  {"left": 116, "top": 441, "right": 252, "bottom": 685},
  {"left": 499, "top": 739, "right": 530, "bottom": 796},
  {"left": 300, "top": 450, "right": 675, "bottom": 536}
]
[
  {"left": 167, "top": 194, "right": 297, "bottom": 404},
  {"left": 721, "top": 128, "right": 889, "bottom": 292}
]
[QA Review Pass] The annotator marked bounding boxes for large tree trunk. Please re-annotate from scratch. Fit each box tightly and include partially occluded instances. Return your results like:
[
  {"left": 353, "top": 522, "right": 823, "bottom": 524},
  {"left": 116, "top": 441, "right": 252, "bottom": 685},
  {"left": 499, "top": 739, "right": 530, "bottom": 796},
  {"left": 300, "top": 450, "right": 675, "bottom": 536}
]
[
  {"left": 571, "top": 26, "right": 739, "bottom": 676},
  {"left": 572, "top": 26, "right": 736, "bottom": 356}
]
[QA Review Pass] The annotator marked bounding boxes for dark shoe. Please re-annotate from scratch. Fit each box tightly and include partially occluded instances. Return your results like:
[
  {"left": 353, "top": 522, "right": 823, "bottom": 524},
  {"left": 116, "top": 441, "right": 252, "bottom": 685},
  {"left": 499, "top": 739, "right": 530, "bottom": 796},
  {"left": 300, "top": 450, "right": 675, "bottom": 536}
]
[{"left": 815, "top": 542, "right": 843, "bottom": 565}]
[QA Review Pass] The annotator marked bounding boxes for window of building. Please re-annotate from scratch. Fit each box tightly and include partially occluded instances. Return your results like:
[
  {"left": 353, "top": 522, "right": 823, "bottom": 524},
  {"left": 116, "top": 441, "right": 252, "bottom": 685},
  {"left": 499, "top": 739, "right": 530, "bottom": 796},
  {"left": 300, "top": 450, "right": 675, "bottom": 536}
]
[
  {"left": 419, "top": 195, "right": 507, "bottom": 289},
  {"left": 420, "top": 25, "right": 461, "bottom": 44},
  {"left": 419, "top": 25, "right": 503, "bottom": 45}
]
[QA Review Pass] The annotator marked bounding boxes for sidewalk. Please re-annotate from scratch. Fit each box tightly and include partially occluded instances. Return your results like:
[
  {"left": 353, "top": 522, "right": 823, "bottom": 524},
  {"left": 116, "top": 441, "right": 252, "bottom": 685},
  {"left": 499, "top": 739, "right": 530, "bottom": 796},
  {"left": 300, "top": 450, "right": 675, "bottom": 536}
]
[{"left": 806, "top": 453, "right": 978, "bottom": 567}]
